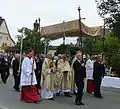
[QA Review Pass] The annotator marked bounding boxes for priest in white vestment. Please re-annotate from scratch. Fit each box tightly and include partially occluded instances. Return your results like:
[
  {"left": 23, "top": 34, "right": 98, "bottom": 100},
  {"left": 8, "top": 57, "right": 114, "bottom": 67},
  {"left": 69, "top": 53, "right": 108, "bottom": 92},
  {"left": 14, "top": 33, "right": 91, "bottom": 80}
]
[
  {"left": 55, "top": 55, "right": 72, "bottom": 97},
  {"left": 20, "top": 49, "right": 40, "bottom": 103},
  {"left": 86, "top": 54, "right": 94, "bottom": 94},
  {"left": 41, "top": 53, "right": 55, "bottom": 100}
]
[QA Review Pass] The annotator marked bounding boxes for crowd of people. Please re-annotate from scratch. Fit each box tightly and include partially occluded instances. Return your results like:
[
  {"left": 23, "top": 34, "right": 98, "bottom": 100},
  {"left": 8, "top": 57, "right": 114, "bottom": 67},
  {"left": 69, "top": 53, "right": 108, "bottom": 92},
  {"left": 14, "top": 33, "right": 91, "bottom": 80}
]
[{"left": 0, "top": 49, "right": 105, "bottom": 106}]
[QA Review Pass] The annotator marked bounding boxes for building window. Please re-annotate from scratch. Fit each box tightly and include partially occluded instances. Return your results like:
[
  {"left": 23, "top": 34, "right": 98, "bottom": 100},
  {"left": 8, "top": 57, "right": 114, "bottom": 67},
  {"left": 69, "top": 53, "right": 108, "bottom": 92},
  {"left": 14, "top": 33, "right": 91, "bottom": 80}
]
[
  {"left": 0, "top": 36, "right": 2, "bottom": 39},
  {"left": 2, "top": 43, "right": 7, "bottom": 47},
  {"left": 5, "top": 43, "right": 7, "bottom": 47},
  {"left": 7, "top": 37, "right": 8, "bottom": 40}
]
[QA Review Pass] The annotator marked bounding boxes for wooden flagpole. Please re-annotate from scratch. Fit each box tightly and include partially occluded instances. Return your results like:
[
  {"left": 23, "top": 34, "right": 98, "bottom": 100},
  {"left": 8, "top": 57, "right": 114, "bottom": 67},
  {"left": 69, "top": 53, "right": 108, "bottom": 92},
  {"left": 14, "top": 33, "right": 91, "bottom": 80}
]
[{"left": 31, "top": 57, "right": 34, "bottom": 86}]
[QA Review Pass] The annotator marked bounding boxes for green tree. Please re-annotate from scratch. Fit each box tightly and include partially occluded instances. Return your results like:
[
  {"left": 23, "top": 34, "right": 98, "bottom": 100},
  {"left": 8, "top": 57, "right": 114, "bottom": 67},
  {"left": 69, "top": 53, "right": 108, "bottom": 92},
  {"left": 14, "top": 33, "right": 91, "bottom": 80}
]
[
  {"left": 82, "top": 37, "right": 102, "bottom": 55},
  {"left": 54, "top": 44, "right": 76, "bottom": 56},
  {"left": 16, "top": 27, "right": 49, "bottom": 53},
  {"left": 104, "top": 33, "right": 120, "bottom": 67},
  {"left": 111, "top": 51, "right": 120, "bottom": 77},
  {"left": 95, "top": 0, "right": 120, "bottom": 38},
  {"left": 82, "top": 33, "right": 120, "bottom": 76}
]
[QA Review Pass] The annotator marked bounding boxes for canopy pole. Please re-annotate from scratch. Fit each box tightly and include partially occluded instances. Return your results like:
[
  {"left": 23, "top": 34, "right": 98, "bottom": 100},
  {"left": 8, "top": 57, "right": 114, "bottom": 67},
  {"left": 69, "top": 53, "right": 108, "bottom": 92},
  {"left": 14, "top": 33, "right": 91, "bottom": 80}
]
[
  {"left": 19, "top": 28, "right": 24, "bottom": 73},
  {"left": 44, "top": 38, "right": 47, "bottom": 55},
  {"left": 63, "top": 33, "right": 65, "bottom": 45}
]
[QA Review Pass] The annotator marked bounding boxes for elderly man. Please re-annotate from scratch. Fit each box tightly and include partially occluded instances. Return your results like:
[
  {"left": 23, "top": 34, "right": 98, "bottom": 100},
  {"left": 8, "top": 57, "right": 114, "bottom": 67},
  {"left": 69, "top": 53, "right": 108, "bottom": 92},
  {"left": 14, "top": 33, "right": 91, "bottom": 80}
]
[
  {"left": 73, "top": 52, "right": 85, "bottom": 105},
  {"left": 71, "top": 51, "right": 82, "bottom": 94},
  {"left": 12, "top": 54, "right": 20, "bottom": 92},
  {"left": 55, "top": 54, "right": 62, "bottom": 69},
  {"left": 55, "top": 54, "right": 72, "bottom": 97},
  {"left": 41, "top": 53, "right": 55, "bottom": 100}
]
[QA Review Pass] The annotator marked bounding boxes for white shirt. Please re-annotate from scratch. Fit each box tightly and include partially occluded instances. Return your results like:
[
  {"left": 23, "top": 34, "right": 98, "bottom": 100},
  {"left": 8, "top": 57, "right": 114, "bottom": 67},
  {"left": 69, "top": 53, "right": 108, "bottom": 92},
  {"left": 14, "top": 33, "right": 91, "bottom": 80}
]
[
  {"left": 86, "top": 59, "right": 94, "bottom": 80},
  {"left": 20, "top": 57, "right": 37, "bottom": 86}
]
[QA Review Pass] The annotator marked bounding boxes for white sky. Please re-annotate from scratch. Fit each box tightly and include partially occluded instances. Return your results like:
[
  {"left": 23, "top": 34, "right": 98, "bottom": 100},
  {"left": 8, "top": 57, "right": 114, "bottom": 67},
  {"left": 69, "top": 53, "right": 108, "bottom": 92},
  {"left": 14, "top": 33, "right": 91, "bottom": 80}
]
[{"left": 0, "top": 0, "right": 103, "bottom": 45}]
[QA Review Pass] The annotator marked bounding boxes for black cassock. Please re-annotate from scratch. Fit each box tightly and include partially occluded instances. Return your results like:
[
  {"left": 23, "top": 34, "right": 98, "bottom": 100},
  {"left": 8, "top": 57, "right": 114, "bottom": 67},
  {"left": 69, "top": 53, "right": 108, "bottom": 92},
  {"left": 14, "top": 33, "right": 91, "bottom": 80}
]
[{"left": 93, "top": 62, "right": 105, "bottom": 97}]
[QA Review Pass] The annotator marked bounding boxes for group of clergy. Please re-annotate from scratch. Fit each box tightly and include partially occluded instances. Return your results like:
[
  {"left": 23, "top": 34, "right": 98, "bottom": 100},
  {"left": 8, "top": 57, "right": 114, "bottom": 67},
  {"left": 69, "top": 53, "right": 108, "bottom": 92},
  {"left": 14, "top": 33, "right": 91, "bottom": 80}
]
[{"left": 20, "top": 49, "right": 105, "bottom": 106}]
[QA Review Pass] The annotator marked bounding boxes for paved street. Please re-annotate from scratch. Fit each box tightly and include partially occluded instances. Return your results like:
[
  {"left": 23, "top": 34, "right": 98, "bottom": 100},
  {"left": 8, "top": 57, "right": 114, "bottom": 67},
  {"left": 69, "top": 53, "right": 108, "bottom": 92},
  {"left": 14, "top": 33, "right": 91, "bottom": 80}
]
[{"left": 0, "top": 75, "right": 120, "bottom": 109}]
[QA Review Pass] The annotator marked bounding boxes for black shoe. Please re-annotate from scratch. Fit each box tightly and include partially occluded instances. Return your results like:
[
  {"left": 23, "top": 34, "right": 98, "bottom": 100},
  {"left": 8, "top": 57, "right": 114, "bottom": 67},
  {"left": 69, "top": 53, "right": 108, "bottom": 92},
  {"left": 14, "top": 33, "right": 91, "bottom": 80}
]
[
  {"left": 75, "top": 101, "right": 81, "bottom": 105},
  {"left": 97, "top": 96, "right": 103, "bottom": 98},
  {"left": 3, "top": 81, "right": 6, "bottom": 84},
  {"left": 56, "top": 93, "right": 60, "bottom": 96},
  {"left": 94, "top": 95, "right": 103, "bottom": 98},
  {"left": 13, "top": 86, "right": 20, "bottom": 92},
  {"left": 79, "top": 102, "right": 84, "bottom": 105},
  {"left": 16, "top": 89, "right": 20, "bottom": 92},
  {"left": 75, "top": 101, "right": 84, "bottom": 105},
  {"left": 33, "top": 100, "right": 42, "bottom": 104},
  {"left": 48, "top": 98, "right": 54, "bottom": 100},
  {"left": 66, "top": 94, "right": 72, "bottom": 97},
  {"left": 64, "top": 92, "right": 72, "bottom": 97}
]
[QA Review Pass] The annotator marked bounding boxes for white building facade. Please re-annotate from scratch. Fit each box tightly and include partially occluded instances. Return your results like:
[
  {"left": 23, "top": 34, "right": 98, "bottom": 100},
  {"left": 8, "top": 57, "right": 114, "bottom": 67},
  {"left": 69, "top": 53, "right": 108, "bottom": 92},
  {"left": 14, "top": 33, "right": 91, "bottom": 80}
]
[{"left": 0, "top": 17, "right": 15, "bottom": 50}]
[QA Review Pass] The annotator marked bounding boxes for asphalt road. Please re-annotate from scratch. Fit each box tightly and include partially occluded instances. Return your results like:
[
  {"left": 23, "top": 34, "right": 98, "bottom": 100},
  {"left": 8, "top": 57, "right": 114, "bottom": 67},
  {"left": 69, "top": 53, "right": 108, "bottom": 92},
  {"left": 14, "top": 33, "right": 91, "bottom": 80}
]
[{"left": 0, "top": 75, "right": 120, "bottom": 109}]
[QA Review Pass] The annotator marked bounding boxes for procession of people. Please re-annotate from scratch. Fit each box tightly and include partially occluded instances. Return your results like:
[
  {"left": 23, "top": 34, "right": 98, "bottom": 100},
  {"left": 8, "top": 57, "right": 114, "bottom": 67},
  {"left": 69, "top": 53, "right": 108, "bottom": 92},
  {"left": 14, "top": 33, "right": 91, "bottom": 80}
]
[{"left": 0, "top": 49, "right": 105, "bottom": 106}]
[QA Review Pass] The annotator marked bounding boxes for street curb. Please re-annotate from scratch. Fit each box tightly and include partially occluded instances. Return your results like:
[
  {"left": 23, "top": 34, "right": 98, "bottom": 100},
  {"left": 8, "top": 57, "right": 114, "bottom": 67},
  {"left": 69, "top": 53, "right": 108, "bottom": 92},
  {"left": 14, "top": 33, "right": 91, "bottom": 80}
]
[{"left": 102, "top": 87, "right": 120, "bottom": 93}]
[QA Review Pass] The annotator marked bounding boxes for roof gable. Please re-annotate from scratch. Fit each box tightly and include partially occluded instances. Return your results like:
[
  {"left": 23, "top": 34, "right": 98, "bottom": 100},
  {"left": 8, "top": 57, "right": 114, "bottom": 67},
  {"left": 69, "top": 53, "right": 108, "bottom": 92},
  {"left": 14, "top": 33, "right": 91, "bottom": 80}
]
[
  {"left": 0, "top": 20, "right": 8, "bottom": 34},
  {"left": 0, "top": 17, "right": 15, "bottom": 44},
  {"left": 0, "top": 17, "right": 4, "bottom": 26}
]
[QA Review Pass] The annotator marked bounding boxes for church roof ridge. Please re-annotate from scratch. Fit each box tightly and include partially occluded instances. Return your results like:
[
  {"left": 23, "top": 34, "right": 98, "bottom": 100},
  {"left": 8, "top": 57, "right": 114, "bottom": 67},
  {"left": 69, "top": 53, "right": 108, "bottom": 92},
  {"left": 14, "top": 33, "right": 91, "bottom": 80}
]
[{"left": 0, "top": 17, "right": 4, "bottom": 26}]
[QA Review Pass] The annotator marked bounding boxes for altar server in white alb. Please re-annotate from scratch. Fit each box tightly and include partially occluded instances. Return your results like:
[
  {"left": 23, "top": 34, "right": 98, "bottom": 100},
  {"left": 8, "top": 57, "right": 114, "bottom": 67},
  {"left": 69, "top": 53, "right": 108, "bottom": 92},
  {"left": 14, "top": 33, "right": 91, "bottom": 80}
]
[
  {"left": 20, "top": 49, "right": 40, "bottom": 103},
  {"left": 41, "top": 53, "right": 55, "bottom": 100},
  {"left": 86, "top": 54, "right": 94, "bottom": 94}
]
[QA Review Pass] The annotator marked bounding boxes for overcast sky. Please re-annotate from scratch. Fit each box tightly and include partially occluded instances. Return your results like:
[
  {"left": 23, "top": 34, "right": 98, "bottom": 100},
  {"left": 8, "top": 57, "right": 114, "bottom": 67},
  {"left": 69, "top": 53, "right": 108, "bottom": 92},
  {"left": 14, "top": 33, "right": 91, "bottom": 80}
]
[{"left": 0, "top": 0, "right": 103, "bottom": 45}]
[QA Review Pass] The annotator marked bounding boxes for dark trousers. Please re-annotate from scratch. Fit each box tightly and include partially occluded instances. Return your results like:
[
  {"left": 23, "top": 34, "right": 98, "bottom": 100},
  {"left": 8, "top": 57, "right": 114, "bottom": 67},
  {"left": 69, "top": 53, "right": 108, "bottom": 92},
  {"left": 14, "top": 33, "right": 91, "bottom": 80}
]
[
  {"left": 35, "top": 70, "right": 41, "bottom": 89},
  {"left": 1, "top": 70, "right": 5, "bottom": 82},
  {"left": 38, "top": 72, "right": 41, "bottom": 89},
  {"left": 94, "top": 78, "right": 102, "bottom": 97},
  {"left": 75, "top": 80, "right": 84, "bottom": 102},
  {"left": 13, "top": 73, "right": 20, "bottom": 89},
  {"left": 1, "top": 66, "right": 10, "bottom": 83}
]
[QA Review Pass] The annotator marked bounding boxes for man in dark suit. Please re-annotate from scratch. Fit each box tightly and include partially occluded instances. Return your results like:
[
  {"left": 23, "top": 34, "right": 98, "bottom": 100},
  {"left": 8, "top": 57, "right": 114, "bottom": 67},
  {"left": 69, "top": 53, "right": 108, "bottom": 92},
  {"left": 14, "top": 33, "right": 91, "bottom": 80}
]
[
  {"left": 73, "top": 52, "right": 85, "bottom": 105},
  {"left": 0, "top": 53, "right": 4, "bottom": 74},
  {"left": 93, "top": 56, "right": 105, "bottom": 98},
  {"left": 12, "top": 54, "right": 20, "bottom": 92},
  {"left": 0, "top": 54, "right": 8, "bottom": 84},
  {"left": 4, "top": 54, "right": 10, "bottom": 83}
]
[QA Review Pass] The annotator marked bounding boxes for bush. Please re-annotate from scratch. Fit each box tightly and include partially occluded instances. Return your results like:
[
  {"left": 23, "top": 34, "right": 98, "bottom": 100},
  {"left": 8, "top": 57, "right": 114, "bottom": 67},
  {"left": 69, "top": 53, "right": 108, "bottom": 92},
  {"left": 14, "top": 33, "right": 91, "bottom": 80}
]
[{"left": 111, "top": 52, "right": 120, "bottom": 77}]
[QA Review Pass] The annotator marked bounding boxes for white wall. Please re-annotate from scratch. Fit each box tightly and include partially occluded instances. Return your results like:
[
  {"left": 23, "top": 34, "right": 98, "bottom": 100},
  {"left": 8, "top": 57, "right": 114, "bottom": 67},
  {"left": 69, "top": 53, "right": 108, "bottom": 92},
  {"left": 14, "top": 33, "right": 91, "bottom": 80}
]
[
  {"left": 0, "top": 33, "right": 14, "bottom": 47},
  {"left": 0, "top": 20, "right": 15, "bottom": 48}
]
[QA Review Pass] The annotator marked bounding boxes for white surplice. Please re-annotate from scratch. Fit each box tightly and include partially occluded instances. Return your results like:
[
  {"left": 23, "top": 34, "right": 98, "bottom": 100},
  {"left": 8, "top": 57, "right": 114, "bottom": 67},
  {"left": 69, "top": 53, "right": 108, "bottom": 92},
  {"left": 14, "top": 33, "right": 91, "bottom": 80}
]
[
  {"left": 86, "top": 59, "right": 94, "bottom": 80},
  {"left": 20, "top": 57, "right": 37, "bottom": 86}
]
